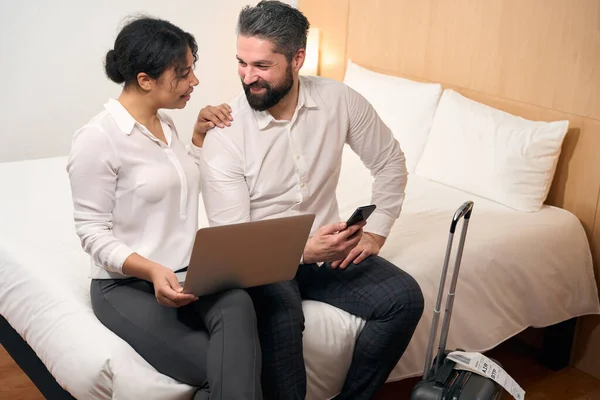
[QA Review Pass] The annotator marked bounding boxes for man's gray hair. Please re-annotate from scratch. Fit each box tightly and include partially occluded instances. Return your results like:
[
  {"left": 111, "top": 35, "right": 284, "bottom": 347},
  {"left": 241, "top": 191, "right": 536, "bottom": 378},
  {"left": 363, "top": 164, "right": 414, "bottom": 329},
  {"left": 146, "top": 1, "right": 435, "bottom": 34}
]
[{"left": 237, "top": 0, "right": 310, "bottom": 62}]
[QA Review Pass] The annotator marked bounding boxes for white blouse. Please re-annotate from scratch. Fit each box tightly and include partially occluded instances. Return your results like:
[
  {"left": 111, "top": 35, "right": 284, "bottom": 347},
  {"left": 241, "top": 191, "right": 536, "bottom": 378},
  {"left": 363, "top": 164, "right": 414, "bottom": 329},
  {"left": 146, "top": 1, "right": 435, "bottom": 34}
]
[{"left": 67, "top": 99, "right": 200, "bottom": 280}]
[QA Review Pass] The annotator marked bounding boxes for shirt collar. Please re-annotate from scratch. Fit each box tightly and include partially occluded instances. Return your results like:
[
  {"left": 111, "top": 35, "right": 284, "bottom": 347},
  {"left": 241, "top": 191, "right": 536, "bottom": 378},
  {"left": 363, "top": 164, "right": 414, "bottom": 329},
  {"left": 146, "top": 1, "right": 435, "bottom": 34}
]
[
  {"left": 253, "top": 76, "right": 319, "bottom": 131},
  {"left": 103, "top": 98, "right": 175, "bottom": 135},
  {"left": 300, "top": 76, "right": 319, "bottom": 110}
]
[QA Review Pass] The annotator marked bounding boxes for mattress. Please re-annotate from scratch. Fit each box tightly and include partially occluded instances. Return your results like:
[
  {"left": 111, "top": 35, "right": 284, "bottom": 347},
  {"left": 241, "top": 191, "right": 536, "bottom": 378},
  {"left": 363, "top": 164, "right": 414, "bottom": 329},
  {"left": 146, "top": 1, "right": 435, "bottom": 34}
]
[{"left": 0, "top": 152, "right": 599, "bottom": 400}]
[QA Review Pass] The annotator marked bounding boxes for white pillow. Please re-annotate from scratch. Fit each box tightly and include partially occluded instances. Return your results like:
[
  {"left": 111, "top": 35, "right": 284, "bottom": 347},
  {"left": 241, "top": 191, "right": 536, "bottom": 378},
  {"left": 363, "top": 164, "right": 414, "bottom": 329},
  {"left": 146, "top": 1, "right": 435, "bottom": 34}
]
[
  {"left": 415, "top": 89, "right": 569, "bottom": 212},
  {"left": 343, "top": 59, "right": 442, "bottom": 173}
]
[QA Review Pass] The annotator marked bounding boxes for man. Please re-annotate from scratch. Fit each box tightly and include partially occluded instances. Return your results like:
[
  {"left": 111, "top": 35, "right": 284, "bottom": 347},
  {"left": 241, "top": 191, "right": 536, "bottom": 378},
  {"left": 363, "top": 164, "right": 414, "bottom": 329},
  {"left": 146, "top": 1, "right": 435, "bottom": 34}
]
[{"left": 192, "top": 1, "right": 424, "bottom": 399}]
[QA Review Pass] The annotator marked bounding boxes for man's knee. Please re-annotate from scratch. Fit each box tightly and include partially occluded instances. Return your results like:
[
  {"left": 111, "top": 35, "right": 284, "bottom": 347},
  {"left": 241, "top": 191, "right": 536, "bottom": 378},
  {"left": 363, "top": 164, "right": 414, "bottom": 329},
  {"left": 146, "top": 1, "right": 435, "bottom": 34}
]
[
  {"left": 380, "top": 268, "right": 425, "bottom": 327},
  {"left": 401, "top": 272, "right": 425, "bottom": 321}
]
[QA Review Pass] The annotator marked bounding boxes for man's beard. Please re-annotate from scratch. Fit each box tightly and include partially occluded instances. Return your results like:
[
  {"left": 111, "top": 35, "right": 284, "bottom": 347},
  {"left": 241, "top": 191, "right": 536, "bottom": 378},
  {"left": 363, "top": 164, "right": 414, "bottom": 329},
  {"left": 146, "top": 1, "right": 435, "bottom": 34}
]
[{"left": 242, "top": 64, "right": 294, "bottom": 111}]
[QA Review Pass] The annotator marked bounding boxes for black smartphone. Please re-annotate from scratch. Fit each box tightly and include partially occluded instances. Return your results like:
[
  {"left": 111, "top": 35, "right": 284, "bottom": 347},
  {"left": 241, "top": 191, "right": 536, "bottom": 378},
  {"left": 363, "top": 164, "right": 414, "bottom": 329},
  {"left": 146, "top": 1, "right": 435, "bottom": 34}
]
[{"left": 345, "top": 204, "right": 377, "bottom": 227}]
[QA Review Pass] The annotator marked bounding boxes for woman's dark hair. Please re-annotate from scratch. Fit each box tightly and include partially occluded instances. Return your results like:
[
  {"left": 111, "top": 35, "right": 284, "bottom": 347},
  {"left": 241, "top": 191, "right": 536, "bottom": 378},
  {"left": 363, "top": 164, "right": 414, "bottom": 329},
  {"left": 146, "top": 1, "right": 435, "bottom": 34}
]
[{"left": 105, "top": 16, "right": 198, "bottom": 86}]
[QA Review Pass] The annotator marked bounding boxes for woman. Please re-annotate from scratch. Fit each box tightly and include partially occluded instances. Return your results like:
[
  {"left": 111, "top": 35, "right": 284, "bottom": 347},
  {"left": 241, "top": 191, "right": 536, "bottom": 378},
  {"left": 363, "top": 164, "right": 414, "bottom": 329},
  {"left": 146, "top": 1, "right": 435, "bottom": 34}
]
[{"left": 67, "top": 17, "right": 261, "bottom": 400}]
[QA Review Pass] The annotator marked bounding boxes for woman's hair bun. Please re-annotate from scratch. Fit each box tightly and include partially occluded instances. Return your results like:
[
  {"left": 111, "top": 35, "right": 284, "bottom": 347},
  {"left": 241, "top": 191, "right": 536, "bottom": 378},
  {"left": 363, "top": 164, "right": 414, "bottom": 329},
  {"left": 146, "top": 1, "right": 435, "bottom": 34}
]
[{"left": 104, "top": 49, "right": 125, "bottom": 84}]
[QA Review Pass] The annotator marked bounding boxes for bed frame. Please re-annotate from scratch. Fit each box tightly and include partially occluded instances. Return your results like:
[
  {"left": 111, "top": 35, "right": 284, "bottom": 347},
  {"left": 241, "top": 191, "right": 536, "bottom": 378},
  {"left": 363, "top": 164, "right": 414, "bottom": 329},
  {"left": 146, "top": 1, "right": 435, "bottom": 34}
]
[
  {"left": 1, "top": 314, "right": 76, "bottom": 399},
  {"left": 298, "top": 0, "right": 600, "bottom": 381}
]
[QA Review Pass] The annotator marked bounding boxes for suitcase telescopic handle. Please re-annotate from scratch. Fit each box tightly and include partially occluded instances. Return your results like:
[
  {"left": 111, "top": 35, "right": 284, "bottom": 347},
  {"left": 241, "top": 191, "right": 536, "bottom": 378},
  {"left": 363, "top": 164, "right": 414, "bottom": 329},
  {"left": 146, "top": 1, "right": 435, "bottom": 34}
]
[
  {"left": 423, "top": 201, "right": 474, "bottom": 379},
  {"left": 450, "top": 200, "right": 473, "bottom": 233}
]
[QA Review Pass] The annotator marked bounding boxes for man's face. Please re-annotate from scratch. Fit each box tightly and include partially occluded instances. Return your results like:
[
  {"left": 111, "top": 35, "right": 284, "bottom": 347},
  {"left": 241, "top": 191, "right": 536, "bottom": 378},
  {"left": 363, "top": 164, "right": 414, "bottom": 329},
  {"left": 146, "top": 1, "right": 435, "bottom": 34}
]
[{"left": 237, "top": 35, "right": 294, "bottom": 111}]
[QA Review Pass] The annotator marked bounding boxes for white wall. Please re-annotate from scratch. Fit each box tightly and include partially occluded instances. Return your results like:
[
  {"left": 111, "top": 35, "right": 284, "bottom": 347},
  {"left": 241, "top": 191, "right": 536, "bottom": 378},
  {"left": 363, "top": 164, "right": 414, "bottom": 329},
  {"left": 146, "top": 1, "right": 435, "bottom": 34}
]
[{"left": 0, "top": 0, "right": 296, "bottom": 162}]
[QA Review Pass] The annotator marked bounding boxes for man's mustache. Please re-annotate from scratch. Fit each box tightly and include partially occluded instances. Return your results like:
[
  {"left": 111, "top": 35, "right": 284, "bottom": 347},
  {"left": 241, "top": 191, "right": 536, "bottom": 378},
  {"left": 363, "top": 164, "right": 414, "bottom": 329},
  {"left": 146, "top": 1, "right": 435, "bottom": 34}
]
[{"left": 244, "top": 80, "right": 270, "bottom": 91}]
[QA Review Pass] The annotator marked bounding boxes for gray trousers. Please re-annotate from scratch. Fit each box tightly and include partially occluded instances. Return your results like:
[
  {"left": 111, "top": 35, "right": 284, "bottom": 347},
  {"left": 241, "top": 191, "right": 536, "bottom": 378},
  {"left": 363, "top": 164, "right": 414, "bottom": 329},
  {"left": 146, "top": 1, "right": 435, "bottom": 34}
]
[{"left": 90, "top": 277, "right": 262, "bottom": 400}]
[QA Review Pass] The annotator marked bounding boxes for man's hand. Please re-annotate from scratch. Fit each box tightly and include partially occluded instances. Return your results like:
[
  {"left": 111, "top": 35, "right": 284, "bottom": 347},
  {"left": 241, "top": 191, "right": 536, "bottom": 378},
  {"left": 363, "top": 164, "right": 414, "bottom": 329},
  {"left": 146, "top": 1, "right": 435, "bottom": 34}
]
[
  {"left": 330, "top": 232, "right": 386, "bottom": 269},
  {"left": 303, "top": 220, "right": 367, "bottom": 264},
  {"left": 150, "top": 266, "right": 198, "bottom": 308},
  {"left": 192, "top": 104, "right": 233, "bottom": 147}
]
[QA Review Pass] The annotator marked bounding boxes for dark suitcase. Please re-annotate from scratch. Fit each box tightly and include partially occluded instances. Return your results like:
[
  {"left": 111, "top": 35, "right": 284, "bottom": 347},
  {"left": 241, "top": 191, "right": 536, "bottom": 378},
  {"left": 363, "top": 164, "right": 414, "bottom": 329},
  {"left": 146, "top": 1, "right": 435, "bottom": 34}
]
[{"left": 410, "top": 201, "right": 504, "bottom": 400}]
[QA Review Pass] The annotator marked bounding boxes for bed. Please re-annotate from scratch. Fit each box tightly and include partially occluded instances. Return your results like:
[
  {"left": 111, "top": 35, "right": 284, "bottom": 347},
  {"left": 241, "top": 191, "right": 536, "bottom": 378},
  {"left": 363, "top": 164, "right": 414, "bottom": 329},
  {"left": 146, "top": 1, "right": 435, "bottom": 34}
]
[{"left": 1, "top": 120, "right": 599, "bottom": 399}]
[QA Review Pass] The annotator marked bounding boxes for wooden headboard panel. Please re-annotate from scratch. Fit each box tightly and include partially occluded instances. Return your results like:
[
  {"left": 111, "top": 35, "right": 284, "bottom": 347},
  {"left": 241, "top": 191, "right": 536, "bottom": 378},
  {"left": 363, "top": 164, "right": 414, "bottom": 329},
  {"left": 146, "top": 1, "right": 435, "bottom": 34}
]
[{"left": 299, "top": 0, "right": 600, "bottom": 378}]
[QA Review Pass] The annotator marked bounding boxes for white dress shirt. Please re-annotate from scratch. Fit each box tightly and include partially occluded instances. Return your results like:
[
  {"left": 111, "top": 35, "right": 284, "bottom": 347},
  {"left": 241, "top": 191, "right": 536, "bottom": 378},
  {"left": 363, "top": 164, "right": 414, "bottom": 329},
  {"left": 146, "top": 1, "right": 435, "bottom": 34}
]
[
  {"left": 194, "top": 76, "right": 407, "bottom": 241},
  {"left": 67, "top": 99, "right": 200, "bottom": 280}
]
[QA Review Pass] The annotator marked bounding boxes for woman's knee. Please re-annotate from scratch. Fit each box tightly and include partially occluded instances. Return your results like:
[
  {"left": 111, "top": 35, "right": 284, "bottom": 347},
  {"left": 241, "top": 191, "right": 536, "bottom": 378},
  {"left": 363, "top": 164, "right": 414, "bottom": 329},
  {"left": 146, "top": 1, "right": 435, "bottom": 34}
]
[
  {"left": 196, "top": 289, "right": 258, "bottom": 331},
  {"left": 217, "top": 288, "right": 255, "bottom": 312}
]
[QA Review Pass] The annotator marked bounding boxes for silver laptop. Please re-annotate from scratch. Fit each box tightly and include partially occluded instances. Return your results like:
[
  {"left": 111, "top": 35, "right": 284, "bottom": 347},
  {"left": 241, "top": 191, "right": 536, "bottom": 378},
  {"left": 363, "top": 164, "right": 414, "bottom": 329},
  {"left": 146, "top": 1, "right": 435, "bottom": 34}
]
[{"left": 183, "top": 214, "right": 316, "bottom": 296}]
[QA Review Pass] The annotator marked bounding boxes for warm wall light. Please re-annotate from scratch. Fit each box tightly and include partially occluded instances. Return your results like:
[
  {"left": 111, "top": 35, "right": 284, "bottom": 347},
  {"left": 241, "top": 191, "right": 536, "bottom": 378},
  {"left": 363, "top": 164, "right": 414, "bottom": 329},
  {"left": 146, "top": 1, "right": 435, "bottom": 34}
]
[{"left": 301, "top": 27, "right": 320, "bottom": 76}]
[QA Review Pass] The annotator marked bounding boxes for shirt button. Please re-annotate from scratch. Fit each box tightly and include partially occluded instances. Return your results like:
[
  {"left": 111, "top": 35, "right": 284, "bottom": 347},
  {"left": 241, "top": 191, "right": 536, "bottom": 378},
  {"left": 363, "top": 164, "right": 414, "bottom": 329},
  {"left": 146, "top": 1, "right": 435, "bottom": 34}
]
[
  {"left": 300, "top": 183, "right": 306, "bottom": 188},
  {"left": 295, "top": 155, "right": 300, "bottom": 160}
]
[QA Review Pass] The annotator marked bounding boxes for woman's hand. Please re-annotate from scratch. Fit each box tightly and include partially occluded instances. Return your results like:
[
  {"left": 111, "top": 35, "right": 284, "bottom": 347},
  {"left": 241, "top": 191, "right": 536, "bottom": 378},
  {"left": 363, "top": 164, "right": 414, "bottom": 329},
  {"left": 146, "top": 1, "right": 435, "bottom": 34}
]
[
  {"left": 150, "top": 265, "right": 198, "bottom": 307},
  {"left": 192, "top": 104, "right": 233, "bottom": 147}
]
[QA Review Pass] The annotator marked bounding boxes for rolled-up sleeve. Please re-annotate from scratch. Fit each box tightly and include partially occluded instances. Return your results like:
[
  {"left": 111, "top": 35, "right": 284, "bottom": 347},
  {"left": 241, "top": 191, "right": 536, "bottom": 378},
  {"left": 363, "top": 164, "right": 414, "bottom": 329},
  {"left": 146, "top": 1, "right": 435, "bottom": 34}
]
[
  {"left": 344, "top": 85, "right": 408, "bottom": 237},
  {"left": 66, "top": 126, "right": 134, "bottom": 274}
]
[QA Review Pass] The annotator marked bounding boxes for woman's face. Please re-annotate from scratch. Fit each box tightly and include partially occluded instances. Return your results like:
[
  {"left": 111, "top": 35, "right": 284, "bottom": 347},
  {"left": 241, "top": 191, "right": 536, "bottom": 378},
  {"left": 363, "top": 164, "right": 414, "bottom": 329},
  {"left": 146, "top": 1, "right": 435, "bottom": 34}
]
[{"left": 153, "top": 47, "right": 199, "bottom": 109}]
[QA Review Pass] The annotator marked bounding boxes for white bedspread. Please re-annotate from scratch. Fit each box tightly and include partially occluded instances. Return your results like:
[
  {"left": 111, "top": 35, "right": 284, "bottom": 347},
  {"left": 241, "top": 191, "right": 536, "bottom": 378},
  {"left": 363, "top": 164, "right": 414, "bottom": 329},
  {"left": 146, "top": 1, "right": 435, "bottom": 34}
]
[{"left": 1, "top": 153, "right": 598, "bottom": 400}]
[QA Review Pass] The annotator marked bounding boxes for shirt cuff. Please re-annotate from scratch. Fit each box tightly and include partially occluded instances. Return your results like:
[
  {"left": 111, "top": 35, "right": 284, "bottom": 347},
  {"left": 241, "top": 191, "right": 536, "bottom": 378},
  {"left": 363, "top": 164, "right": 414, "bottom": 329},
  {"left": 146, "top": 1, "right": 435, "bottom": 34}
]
[
  {"left": 299, "top": 254, "right": 324, "bottom": 267},
  {"left": 189, "top": 142, "right": 203, "bottom": 156},
  {"left": 363, "top": 209, "right": 395, "bottom": 238},
  {"left": 106, "top": 244, "right": 136, "bottom": 275}
]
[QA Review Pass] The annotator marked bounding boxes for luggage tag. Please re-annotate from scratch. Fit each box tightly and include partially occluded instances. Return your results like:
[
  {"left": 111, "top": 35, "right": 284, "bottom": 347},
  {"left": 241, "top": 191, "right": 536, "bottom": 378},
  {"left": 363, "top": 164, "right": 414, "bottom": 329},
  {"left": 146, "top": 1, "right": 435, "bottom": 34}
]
[{"left": 447, "top": 351, "right": 526, "bottom": 400}]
